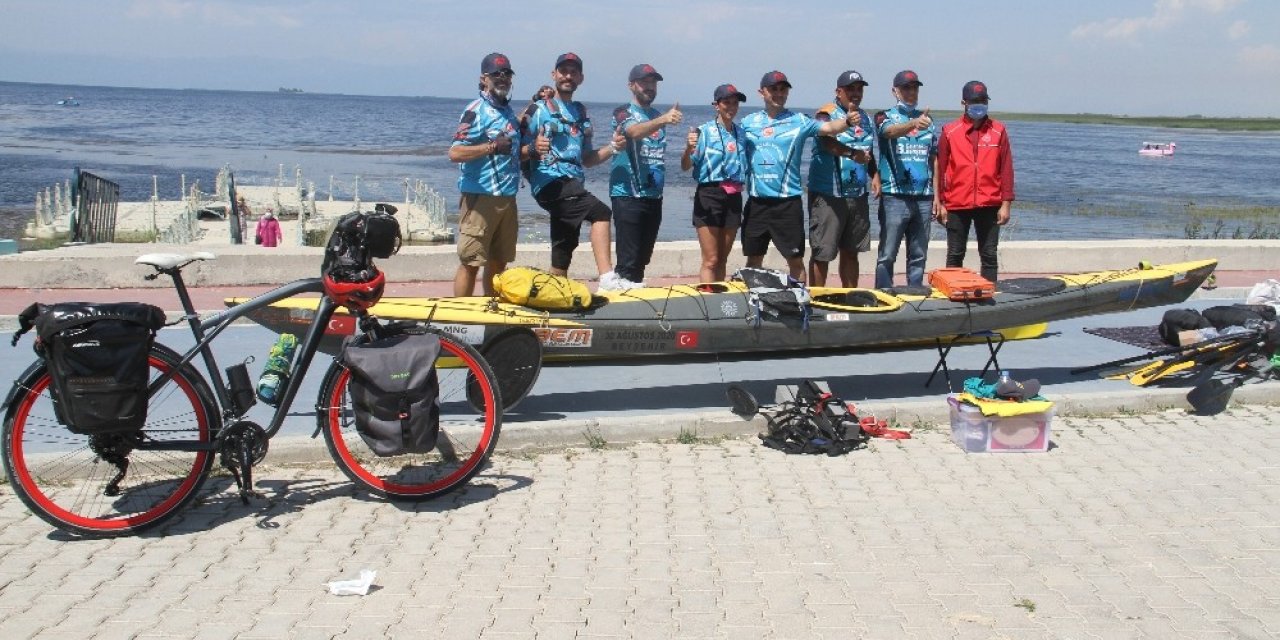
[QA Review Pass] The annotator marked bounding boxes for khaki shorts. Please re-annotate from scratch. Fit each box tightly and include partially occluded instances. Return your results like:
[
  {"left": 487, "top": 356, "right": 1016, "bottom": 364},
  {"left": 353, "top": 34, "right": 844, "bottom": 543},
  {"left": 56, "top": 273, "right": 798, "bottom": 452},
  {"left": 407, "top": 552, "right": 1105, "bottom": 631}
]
[{"left": 457, "top": 194, "right": 518, "bottom": 267}]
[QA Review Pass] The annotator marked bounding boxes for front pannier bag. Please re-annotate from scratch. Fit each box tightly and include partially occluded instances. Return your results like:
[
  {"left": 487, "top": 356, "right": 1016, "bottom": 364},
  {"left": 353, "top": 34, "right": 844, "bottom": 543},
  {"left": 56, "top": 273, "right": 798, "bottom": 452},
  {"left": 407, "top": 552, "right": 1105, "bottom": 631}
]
[
  {"left": 340, "top": 331, "right": 442, "bottom": 456},
  {"left": 16, "top": 302, "right": 166, "bottom": 434}
]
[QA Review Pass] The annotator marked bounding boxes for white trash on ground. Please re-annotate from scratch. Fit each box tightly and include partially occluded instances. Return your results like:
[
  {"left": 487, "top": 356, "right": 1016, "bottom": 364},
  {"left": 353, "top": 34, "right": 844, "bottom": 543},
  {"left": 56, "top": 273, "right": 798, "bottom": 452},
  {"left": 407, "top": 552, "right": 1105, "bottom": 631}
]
[{"left": 325, "top": 569, "right": 377, "bottom": 596}]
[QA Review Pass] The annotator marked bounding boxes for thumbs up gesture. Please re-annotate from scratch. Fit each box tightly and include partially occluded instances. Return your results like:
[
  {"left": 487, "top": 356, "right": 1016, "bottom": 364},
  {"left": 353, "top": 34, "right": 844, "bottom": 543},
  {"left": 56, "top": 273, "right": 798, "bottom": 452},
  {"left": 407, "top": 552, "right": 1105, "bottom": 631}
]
[
  {"left": 535, "top": 124, "right": 552, "bottom": 156},
  {"left": 664, "top": 102, "right": 683, "bottom": 126},
  {"left": 915, "top": 107, "right": 933, "bottom": 130}
]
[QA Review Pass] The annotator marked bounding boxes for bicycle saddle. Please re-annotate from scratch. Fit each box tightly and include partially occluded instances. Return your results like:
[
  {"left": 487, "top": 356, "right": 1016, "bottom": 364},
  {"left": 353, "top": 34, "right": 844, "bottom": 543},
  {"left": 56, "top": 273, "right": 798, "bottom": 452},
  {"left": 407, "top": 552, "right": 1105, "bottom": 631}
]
[{"left": 135, "top": 252, "right": 217, "bottom": 269}]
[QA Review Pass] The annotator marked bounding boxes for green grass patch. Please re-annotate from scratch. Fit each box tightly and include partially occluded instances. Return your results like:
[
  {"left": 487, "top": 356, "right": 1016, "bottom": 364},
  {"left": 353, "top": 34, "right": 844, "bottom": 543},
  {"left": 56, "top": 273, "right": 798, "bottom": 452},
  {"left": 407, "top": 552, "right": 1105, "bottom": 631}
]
[
  {"left": 996, "top": 112, "right": 1280, "bottom": 132},
  {"left": 113, "top": 229, "right": 159, "bottom": 243}
]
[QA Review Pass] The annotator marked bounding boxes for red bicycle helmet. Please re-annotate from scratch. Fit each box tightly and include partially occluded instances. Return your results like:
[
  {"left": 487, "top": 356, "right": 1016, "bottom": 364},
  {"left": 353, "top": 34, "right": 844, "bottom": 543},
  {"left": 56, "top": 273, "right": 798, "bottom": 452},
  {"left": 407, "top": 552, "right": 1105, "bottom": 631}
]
[{"left": 324, "top": 269, "right": 386, "bottom": 311}]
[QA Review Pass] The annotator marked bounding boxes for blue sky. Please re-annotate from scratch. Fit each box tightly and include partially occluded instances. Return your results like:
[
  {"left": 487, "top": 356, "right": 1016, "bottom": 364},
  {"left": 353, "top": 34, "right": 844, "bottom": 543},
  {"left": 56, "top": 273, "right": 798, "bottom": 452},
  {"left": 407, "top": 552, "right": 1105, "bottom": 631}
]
[{"left": 1, "top": 0, "right": 1277, "bottom": 116}]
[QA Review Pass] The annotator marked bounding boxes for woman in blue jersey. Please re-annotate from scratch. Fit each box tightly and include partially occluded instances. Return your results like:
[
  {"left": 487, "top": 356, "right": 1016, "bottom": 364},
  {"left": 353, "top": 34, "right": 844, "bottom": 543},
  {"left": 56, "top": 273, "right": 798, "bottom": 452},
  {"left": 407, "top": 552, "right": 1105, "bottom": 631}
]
[{"left": 681, "top": 84, "right": 749, "bottom": 282}]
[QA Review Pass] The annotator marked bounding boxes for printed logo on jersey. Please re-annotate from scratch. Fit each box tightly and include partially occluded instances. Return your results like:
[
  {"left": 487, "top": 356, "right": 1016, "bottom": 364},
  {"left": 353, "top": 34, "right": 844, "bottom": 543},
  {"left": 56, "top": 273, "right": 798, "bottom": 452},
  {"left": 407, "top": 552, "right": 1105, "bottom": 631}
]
[{"left": 763, "top": 127, "right": 774, "bottom": 137}]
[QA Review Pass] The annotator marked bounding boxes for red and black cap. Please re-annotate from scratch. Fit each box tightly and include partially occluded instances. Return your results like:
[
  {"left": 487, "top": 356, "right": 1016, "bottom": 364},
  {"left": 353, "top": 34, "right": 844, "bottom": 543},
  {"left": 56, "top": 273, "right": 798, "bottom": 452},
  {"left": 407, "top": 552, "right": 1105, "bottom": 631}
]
[
  {"left": 628, "top": 63, "right": 663, "bottom": 82},
  {"left": 760, "top": 70, "right": 792, "bottom": 89},
  {"left": 714, "top": 84, "right": 747, "bottom": 102},
  {"left": 893, "top": 70, "right": 923, "bottom": 88},
  {"left": 481, "top": 53, "right": 513, "bottom": 75},
  {"left": 555, "top": 52, "right": 583, "bottom": 70},
  {"left": 962, "top": 80, "right": 990, "bottom": 101}
]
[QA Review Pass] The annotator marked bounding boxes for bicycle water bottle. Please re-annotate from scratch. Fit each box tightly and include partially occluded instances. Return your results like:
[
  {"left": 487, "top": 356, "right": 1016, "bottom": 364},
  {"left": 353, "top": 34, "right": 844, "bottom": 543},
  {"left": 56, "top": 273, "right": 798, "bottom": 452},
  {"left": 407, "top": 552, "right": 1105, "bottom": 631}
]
[
  {"left": 999, "top": 370, "right": 1012, "bottom": 386},
  {"left": 256, "top": 333, "right": 298, "bottom": 406}
]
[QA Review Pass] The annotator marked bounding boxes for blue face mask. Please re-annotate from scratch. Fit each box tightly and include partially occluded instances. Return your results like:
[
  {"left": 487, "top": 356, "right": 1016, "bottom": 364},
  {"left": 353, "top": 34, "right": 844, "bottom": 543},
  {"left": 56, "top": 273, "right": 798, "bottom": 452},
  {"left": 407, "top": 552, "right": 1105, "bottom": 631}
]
[
  {"left": 898, "top": 100, "right": 917, "bottom": 112},
  {"left": 966, "top": 104, "right": 989, "bottom": 120}
]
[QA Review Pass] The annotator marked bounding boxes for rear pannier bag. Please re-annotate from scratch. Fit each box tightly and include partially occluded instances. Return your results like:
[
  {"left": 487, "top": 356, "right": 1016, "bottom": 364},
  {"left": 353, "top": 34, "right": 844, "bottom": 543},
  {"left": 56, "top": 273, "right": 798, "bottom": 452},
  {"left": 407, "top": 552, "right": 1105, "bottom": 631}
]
[
  {"left": 732, "top": 268, "right": 812, "bottom": 327},
  {"left": 16, "top": 302, "right": 166, "bottom": 435},
  {"left": 340, "top": 331, "right": 442, "bottom": 457}
]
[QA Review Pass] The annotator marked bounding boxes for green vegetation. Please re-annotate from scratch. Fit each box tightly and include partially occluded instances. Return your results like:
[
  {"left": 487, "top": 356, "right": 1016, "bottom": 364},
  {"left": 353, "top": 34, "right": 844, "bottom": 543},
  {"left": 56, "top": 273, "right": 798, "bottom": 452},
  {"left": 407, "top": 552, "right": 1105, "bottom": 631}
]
[
  {"left": 1014, "top": 598, "right": 1038, "bottom": 614},
  {"left": 114, "top": 229, "right": 159, "bottom": 243},
  {"left": 915, "top": 109, "right": 1280, "bottom": 132},
  {"left": 1013, "top": 200, "right": 1280, "bottom": 240},
  {"left": 582, "top": 427, "right": 607, "bottom": 450}
]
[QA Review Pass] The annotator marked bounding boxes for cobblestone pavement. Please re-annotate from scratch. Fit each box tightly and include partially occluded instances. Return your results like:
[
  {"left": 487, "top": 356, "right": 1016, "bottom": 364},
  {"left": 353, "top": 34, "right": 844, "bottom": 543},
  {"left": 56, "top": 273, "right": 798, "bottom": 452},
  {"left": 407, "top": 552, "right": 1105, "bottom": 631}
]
[{"left": 1, "top": 405, "right": 1278, "bottom": 639}]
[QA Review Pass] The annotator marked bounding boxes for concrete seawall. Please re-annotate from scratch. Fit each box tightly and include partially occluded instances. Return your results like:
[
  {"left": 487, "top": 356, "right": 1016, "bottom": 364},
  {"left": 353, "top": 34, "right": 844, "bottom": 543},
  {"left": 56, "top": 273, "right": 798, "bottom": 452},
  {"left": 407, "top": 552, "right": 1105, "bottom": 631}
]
[{"left": 1, "top": 239, "right": 1276, "bottom": 289}]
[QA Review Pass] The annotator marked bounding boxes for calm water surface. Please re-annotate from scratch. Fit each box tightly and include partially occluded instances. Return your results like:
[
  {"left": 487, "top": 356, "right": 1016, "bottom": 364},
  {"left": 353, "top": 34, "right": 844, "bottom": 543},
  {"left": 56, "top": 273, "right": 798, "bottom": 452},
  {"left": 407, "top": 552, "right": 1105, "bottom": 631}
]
[{"left": 3, "top": 81, "right": 1278, "bottom": 242}]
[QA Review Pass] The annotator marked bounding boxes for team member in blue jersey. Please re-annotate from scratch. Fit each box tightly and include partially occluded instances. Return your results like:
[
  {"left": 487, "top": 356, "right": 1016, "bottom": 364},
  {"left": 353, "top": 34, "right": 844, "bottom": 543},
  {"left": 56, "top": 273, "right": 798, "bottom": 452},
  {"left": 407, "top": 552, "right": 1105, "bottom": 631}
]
[
  {"left": 740, "top": 71, "right": 858, "bottom": 283},
  {"left": 522, "top": 52, "right": 627, "bottom": 290},
  {"left": 681, "top": 83, "right": 748, "bottom": 282},
  {"left": 448, "top": 52, "right": 525, "bottom": 296},
  {"left": 808, "top": 70, "right": 878, "bottom": 287},
  {"left": 608, "top": 64, "right": 683, "bottom": 288},
  {"left": 874, "top": 69, "right": 939, "bottom": 288}
]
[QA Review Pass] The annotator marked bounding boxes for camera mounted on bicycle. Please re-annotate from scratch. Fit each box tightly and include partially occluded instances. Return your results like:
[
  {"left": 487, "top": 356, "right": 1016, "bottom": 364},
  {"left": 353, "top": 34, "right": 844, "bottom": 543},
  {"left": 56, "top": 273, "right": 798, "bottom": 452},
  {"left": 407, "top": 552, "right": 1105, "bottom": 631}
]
[{"left": 322, "top": 203, "right": 401, "bottom": 311}]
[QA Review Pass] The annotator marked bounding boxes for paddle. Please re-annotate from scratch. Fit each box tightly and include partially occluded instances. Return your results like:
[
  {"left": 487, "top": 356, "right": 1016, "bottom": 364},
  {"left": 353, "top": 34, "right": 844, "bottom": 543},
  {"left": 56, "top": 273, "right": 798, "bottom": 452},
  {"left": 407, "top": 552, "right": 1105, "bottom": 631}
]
[
  {"left": 726, "top": 384, "right": 760, "bottom": 419},
  {"left": 1071, "top": 330, "right": 1260, "bottom": 376}
]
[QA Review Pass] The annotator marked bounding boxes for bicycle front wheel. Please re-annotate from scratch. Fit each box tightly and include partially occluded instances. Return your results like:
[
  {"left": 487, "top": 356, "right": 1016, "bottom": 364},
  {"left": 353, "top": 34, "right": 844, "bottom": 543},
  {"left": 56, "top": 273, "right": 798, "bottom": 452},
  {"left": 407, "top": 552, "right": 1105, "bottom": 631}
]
[
  {"left": 2, "top": 343, "right": 218, "bottom": 537},
  {"left": 318, "top": 329, "right": 502, "bottom": 500}
]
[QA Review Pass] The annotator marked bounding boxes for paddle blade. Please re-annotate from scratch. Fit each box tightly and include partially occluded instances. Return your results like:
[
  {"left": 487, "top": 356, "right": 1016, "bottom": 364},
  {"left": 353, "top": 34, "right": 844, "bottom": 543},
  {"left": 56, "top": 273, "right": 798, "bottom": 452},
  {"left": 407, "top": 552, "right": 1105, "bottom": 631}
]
[
  {"left": 726, "top": 384, "right": 760, "bottom": 419},
  {"left": 1187, "top": 378, "right": 1235, "bottom": 416}
]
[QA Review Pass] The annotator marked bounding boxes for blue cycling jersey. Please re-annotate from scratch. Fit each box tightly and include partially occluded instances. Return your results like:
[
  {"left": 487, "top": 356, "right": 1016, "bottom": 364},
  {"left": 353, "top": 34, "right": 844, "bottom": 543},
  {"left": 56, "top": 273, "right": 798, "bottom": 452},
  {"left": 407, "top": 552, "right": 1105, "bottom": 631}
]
[
  {"left": 807, "top": 104, "right": 874, "bottom": 198},
  {"left": 688, "top": 119, "right": 747, "bottom": 185},
  {"left": 609, "top": 103, "right": 666, "bottom": 198},
  {"left": 452, "top": 92, "right": 523, "bottom": 196},
  {"left": 524, "top": 98, "right": 596, "bottom": 196},
  {"left": 875, "top": 103, "right": 938, "bottom": 197},
  {"left": 741, "top": 110, "right": 821, "bottom": 198}
]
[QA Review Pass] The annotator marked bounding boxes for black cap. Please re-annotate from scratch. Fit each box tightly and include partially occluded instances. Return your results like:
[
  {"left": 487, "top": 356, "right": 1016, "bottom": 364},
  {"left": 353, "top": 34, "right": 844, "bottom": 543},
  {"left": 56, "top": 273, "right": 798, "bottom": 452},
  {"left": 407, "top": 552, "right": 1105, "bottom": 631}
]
[
  {"left": 996, "top": 377, "right": 1041, "bottom": 400},
  {"left": 713, "top": 84, "right": 747, "bottom": 102},
  {"left": 481, "top": 53, "right": 513, "bottom": 75},
  {"left": 963, "top": 80, "right": 990, "bottom": 101},
  {"left": 760, "top": 70, "right": 792, "bottom": 89},
  {"left": 628, "top": 63, "right": 663, "bottom": 82},
  {"left": 836, "top": 70, "right": 868, "bottom": 87},
  {"left": 555, "top": 52, "right": 583, "bottom": 69},
  {"left": 893, "top": 70, "right": 923, "bottom": 88}
]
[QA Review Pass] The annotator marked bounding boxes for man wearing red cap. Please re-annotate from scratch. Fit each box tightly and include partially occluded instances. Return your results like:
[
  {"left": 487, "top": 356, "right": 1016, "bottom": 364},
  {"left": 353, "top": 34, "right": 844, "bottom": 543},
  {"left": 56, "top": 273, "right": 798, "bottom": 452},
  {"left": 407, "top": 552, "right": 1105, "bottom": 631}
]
[{"left": 935, "top": 80, "right": 1015, "bottom": 282}]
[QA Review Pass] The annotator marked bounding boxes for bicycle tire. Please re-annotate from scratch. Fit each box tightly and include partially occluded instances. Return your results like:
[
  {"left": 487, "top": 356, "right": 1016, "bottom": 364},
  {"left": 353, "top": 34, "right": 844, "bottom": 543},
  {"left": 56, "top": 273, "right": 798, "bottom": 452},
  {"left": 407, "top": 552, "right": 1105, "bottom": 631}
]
[
  {"left": 318, "top": 328, "right": 502, "bottom": 500},
  {"left": 2, "top": 343, "right": 218, "bottom": 537}
]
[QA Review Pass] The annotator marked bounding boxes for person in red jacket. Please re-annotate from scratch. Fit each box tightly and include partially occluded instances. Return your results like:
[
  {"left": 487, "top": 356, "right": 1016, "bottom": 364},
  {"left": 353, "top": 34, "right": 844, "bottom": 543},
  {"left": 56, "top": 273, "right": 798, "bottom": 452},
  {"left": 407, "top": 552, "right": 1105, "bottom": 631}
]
[
  {"left": 255, "top": 209, "right": 283, "bottom": 247},
  {"left": 933, "top": 80, "right": 1014, "bottom": 282}
]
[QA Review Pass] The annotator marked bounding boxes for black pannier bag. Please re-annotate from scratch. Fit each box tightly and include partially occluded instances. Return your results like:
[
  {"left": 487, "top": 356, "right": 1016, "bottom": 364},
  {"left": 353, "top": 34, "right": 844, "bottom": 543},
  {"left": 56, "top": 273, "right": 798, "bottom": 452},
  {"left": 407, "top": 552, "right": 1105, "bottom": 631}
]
[
  {"left": 339, "top": 329, "right": 442, "bottom": 457},
  {"left": 732, "top": 268, "right": 812, "bottom": 327},
  {"left": 15, "top": 302, "right": 166, "bottom": 434}
]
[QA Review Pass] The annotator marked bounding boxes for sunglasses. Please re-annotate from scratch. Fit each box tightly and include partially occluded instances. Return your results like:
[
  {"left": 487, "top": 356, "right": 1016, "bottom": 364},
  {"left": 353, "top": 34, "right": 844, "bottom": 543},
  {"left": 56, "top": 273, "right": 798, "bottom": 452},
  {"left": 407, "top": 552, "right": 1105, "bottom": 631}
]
[{"left": 486, "top": 70, "right": 514, "bottom": 79}]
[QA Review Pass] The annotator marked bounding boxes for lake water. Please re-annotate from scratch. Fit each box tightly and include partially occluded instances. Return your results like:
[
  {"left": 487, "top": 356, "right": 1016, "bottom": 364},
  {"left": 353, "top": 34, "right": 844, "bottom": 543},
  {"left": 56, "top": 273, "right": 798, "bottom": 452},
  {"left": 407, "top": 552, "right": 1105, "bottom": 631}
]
[{"left": 3, "top": 80, "right": 1278, "bottom": 242}]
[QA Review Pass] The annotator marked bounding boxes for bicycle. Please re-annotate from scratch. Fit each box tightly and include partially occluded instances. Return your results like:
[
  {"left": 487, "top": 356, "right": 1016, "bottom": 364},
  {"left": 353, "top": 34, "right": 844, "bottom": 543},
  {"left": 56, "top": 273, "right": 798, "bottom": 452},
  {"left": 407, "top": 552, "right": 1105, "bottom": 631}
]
[{"left": 2, "top": 207, "right": 503, "bottom": 537}]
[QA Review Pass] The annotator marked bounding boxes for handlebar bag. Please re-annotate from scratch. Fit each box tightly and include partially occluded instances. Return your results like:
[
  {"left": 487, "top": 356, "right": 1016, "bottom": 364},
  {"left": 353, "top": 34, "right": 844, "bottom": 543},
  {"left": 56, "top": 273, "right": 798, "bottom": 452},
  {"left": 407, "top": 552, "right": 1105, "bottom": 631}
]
[
  {"left": 339, "top": 331, "right": 441, "bottom": 456},
  {"left": 16, "top": 302, "right": 166, "bottom": 434}
]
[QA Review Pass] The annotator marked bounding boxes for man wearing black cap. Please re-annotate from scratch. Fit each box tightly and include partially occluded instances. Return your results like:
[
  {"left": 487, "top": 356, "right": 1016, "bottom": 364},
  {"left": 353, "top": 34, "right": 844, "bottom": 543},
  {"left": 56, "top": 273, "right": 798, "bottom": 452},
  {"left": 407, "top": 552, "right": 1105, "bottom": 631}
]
[
  {"left": 448, "top": 52, "right": 524, "bottom": 296},
  {"left": 607, "top": 64, "right": 683, "bottom": 288},
  {"left": 740, "top": 70, "right": 858, "bottom": 283},
  {"left": 522, "top": 52, "right": 628, "bottom": 290},
  {"left": 874, "top": 69, "right": 939, "bottom": 288},
  {"left": 808, "top": 70, "right": 877, "bottom": 287},
  {"left": 935, "top": 80, "right": 1015, "bottom": 282}
]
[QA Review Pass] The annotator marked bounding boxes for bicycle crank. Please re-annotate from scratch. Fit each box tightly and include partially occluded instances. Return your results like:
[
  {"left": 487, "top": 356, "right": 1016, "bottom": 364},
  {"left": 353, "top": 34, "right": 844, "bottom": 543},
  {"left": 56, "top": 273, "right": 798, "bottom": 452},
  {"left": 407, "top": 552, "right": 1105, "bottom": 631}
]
[{"left": 219, "top": 421, "right": 269, "bottom": 503}]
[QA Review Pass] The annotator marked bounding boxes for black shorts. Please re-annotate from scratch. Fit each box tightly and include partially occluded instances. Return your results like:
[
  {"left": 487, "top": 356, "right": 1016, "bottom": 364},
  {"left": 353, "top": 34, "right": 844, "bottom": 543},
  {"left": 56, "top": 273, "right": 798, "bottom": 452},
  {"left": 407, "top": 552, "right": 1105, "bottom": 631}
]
[
  {"left": 692, "top": 183, "right": 743, "bottom": 229},
  {"left": 534, "top": 178, "right": 612, "bottom": 270},
  {"left": 742, "top": 195, "right": 804, "bottom": 259}
]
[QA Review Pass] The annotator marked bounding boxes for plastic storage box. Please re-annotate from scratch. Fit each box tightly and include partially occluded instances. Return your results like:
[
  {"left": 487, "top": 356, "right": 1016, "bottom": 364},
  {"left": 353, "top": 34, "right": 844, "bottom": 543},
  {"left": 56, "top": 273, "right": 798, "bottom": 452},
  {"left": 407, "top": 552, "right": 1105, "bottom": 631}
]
[{"left": 948, "top": 396, "right": 1052, "bottom": 453}]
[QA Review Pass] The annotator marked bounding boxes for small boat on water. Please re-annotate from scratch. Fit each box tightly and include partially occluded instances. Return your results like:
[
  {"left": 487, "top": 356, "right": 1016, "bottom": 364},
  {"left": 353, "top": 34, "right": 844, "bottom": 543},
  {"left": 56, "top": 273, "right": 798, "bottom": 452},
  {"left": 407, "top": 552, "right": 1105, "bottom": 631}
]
[
  {"left": 1139, "top": 141, "right": 1175, "bottom": 156},
  {"left": 55, "top": 97, "right": 80, "bottom": 107},
  {"left": 231, "top": 260, "right": 1216, "bottom": 360}
]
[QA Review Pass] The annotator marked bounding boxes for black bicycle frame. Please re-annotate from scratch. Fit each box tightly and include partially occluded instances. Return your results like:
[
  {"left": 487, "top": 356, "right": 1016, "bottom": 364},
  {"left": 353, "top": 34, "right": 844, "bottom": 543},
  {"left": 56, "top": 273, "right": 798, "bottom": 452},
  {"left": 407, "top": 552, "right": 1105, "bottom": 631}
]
[{"left": 143, "top": 267, "right": 341, "bottom": 448}]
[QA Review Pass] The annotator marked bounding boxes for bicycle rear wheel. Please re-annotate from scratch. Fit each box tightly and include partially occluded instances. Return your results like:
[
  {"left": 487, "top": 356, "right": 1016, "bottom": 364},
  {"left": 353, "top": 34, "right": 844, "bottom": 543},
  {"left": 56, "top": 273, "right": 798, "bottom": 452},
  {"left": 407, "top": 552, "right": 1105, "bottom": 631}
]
[
  {"left": 319, "top": 329, "right": 502, "bottom": 500},
  {"left": 2, "top": 344, "right": 217, "bottom": 537}
]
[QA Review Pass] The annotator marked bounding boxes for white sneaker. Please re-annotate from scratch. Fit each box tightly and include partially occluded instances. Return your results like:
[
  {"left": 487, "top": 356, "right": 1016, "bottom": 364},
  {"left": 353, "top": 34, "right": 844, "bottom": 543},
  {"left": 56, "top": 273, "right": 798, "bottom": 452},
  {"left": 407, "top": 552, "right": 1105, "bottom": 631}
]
[
  {"left": 597, "top": 271, "right": 624, "bottom": 292},
  {"left": 615, "top": 276, "right": 644, "bottom": 291}
]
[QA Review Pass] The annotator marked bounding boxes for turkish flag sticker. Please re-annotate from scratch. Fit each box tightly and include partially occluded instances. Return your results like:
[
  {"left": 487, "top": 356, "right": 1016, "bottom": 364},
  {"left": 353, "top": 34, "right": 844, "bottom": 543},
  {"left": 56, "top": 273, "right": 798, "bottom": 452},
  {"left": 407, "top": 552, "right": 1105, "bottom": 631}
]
[{"left": 675, "top": 331, "right": 699, "bottom": 349}]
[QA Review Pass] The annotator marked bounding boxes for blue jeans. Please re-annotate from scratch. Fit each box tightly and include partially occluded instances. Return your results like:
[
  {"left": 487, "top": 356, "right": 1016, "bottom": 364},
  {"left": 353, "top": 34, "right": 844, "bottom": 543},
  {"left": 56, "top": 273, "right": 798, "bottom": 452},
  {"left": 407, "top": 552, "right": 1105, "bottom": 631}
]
[{"left": 875, "top": 195, "right": 932, "bottom": 288}]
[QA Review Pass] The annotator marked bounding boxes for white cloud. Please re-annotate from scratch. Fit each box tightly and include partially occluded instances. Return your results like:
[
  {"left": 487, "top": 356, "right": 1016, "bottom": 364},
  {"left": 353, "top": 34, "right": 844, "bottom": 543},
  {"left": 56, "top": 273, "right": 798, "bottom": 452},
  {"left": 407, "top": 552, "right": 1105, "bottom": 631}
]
[
  {"left": 1071, "top": 0, "right": 1244, "bottom": 40},
  {"left": 1227, "top": 19, "right": 1250, "bottom": 39}
]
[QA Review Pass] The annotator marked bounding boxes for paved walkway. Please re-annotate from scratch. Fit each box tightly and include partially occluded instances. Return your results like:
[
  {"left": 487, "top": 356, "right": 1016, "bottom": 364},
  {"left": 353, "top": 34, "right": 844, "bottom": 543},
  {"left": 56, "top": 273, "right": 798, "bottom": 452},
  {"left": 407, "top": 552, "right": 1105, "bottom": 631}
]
[{"left": 2, "top": 405, "right": 1278, "bottom": 639}]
